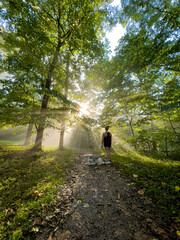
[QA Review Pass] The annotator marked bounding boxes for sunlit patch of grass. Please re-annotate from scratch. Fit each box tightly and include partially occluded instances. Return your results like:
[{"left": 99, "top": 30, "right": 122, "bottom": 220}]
[
  {"left": 0, "top": 140, "right": 25, "bottom": 147},
  {"left": 0, "top": 147, "right": 77, "bottom": 239},
  {"left": 112, "top": 150, "right": 180, "bottom": 218}
]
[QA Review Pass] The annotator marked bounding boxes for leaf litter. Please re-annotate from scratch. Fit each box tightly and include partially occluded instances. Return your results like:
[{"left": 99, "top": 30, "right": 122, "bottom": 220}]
[{"left": 30, "top": 153, "right": 177, "bottom": 240}]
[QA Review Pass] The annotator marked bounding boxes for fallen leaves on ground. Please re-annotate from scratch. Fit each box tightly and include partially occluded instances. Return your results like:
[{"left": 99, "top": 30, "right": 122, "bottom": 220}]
[{"left": 138, "top": 189, "right": 145, "bottom": 195}]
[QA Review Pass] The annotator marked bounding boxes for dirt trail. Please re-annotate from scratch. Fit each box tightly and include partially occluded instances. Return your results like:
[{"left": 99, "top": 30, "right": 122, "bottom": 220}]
[{"left": 34, "top": 153, "right": 176, "bottom": 240}]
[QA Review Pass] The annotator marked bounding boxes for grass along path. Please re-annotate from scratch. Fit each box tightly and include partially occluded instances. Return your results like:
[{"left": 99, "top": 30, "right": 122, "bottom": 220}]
[
  {"left": 0, "top": 147, "right": 77, "bottom": 240},
  {"left": 0, "top": 147, "right": 179, "bottom": 239},
  {"left": 111, "top": 151, "right": 180, "bottom": 218},
  {"left": 33, "top": 152, "right": 177, "bottom": 240}
]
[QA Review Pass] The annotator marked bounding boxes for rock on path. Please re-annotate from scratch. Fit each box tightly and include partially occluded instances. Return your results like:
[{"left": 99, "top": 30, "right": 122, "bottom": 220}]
[{"left": 34, "top": 153, "right": 176, "bottom": 240}]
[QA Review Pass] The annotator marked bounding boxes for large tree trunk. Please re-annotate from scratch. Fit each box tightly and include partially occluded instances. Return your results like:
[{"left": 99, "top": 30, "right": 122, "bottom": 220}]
[
  {"left": 24, "top": 123, "right": 33, "bottom": 146},
  {"left": 33, "top": 40, "right": 63, "bottom": 150},
  {"left": 33, "top": 94, "right": 49, "bottom": 150},
  {"left": 59, "top": 52, "right": 70, "bottom": 150}
]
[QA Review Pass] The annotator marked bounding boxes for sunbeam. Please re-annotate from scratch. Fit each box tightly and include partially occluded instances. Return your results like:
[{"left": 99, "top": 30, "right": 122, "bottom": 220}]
[{"left": 79, "top": 102, "right": 91, "bottom": 116}]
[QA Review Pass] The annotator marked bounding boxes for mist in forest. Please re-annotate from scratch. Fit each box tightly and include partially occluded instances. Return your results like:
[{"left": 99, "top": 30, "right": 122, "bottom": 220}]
[{"left": 0, "top": 125, "right": 101, "bottom": 151}]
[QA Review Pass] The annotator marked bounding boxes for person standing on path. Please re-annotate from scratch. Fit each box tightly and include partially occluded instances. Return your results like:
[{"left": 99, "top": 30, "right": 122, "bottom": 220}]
[{"left": 102, "top": 126, "right": 112, "bottom": 163}]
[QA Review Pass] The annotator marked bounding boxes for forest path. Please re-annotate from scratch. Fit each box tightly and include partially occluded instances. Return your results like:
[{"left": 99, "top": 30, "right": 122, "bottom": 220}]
[{"left": 34, "top": 153, "right": 175, "bottom": 240}]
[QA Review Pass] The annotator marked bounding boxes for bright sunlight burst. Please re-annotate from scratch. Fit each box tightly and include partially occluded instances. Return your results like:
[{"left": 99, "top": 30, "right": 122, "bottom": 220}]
[{"left": 79, "top": 102, "right": 91, "bottom": 116}]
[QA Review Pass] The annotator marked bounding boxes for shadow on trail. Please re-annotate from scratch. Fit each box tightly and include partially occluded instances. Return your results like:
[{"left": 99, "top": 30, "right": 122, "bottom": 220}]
[{"left": 36, "top": 152, "right": 176, "bottom": 240}]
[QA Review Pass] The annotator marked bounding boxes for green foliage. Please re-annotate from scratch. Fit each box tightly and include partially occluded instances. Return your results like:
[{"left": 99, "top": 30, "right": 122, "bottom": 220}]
[
  {"left": 85, "top": 0, "right": 180, "bottom": 159},
  {"left": 119, "top": 0, "right": 180, "bottom": 72},
  {"left": 0, "top": 147, "right": 76, "bottom": 239},
  {"left": 0, "top": 0, "right": 119, "bottom": 149},
  {"left": 10, "top": 229, "right": 23, "bottom": 240}
]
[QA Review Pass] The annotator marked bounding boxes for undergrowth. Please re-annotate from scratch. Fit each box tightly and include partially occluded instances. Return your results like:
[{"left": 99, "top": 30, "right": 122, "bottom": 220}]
[
  {"left": 0, "top": 146, "right": 77, "bottom": 240},
  {"left": 107, "top": 150, "right": 180, "bottom": 219}
]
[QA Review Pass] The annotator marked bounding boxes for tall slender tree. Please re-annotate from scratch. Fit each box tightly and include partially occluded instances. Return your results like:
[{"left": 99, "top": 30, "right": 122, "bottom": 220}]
[{"left": 59, "top": 51, "right": 70, "bottom": 149}]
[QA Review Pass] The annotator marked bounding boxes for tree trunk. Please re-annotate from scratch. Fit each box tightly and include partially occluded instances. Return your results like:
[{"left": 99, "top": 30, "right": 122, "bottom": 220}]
[
  {"left": 129, "top": 117, "right": 134, "bottom": 137},
  {"left": 59, "top": 52, "right": 70, "bottom": 150},
  {"left": 164, "top": 121, "right": 169, "bottom": 157},
  {"left": 59, "top": 122, "right": 65, "bottom": 149},
  {"left": 129, "top": 116, "right": 137, "bottom": 150},
  {"left": 33, "top": 40, "right": 63, "bottom": 150},
  {"left": 24, "top": 123, "right": 33, "bottom": 146},
  {"left": 168, "top": 116, "right": 180, "bottom": 143},
  {"left": 150, "top": 115, "right": 157, "bottom": 152}
]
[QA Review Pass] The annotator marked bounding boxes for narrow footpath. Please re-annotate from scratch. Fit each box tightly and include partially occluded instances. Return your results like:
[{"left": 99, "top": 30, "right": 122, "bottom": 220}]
[{"left": 34, "top": 153, "right": 176, "bottom": 240}]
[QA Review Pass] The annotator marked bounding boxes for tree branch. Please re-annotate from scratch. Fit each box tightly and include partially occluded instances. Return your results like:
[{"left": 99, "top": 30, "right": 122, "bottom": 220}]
[
  {"left": 165, "top": 67, "right": 180, "bottom": 73},
  {"left": 57, "top": 5, "right": 65, "bottom": 36},
  {"left": 35, "top": 123, "right": 38, "bottom": 130},
  {"left": 36, "top": 0, "right": 56, "bottom": 22},
  {"left": 148, "top": 2, "right": 170, "bottom": 14},
  {"left": 168, "top": 116, "right": 180, "bottom": 143}
]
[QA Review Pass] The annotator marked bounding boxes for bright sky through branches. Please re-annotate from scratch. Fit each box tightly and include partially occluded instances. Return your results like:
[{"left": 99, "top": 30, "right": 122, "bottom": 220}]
[{"left": 105, "top": 0, "right": 126, "bottom": 56}]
